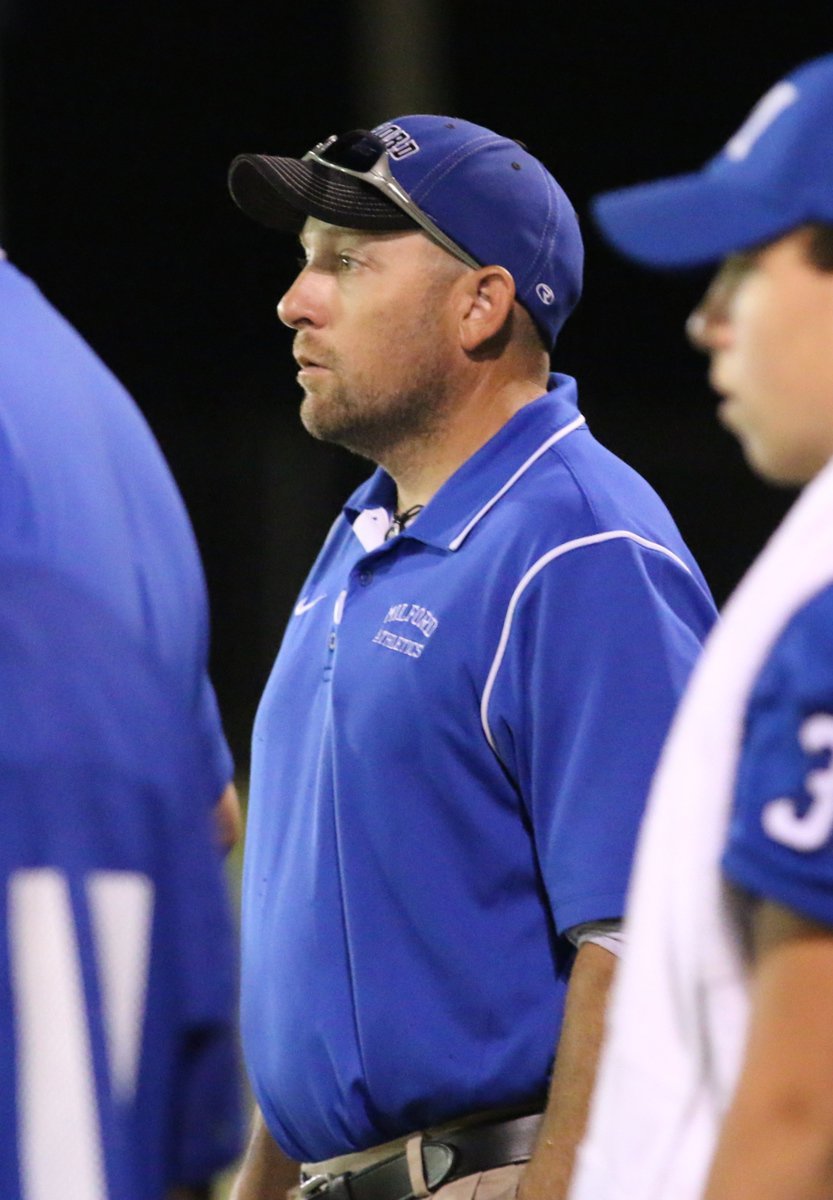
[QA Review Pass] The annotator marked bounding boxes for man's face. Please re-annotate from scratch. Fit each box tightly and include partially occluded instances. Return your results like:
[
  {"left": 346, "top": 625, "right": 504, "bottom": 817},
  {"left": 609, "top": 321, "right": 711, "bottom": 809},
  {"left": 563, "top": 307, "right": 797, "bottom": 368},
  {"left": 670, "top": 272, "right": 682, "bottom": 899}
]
[
  {"left": 277, "top": 218, "right": 465, "bottom": 462},
  {"left": 688, "top": 227, "right": 833, "bottom": 486}
]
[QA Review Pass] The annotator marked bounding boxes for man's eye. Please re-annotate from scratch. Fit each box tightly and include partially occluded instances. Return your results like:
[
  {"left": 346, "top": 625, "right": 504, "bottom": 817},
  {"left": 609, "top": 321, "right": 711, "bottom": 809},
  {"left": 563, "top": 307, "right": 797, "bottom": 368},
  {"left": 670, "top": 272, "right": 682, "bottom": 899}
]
[
  {"left": 338, "top": 253, "right": 359, "bottom": 270},
  {"left": 722, "top": 249, "right": 760, "bottom": 282}
]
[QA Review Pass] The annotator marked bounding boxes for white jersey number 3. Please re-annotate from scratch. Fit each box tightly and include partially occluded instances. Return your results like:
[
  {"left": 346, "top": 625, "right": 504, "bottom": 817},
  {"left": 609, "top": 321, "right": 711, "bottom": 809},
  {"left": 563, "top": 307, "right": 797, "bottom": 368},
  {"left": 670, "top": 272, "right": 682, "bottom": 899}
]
[
  {"left": 762, "top": 713, "right": 833, "bottom": 851},
  {"left": 9, "top": 868, "right": 154, "bottom": 1200}
]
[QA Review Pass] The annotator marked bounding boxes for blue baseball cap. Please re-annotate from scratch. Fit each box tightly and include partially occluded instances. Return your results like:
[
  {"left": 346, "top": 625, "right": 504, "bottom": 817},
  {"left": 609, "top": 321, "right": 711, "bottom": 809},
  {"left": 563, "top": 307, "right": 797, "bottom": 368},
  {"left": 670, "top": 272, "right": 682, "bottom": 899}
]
[
  {"left": 593, "top": 54, "right": 833, "bottom": 269},
  {"left": 228, "top": 114, "right": 584, "bottom": 349}
]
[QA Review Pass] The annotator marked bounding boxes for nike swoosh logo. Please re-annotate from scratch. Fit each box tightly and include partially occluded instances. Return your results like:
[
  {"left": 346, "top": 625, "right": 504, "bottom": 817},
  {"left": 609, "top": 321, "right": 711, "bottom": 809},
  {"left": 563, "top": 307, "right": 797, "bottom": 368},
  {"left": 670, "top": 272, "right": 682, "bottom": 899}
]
[{"left": 294, "top": 594, "right": 327, "bottom": 616}]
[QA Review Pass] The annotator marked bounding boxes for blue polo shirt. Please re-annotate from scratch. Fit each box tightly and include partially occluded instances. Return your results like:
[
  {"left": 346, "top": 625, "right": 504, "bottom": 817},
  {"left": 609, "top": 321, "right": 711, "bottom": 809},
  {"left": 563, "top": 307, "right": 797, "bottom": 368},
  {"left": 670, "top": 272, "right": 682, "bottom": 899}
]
[
  {"left": 243, "top": 375, "right": 716, "bottom": 1161},
  {"left": 0, "top": 257, "right": 231, "bottom": 796}
]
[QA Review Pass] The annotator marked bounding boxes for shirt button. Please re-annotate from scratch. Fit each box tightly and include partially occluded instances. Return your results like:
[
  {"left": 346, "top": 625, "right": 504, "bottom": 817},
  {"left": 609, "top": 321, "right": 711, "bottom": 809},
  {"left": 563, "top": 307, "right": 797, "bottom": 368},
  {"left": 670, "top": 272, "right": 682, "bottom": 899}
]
[
  {"left": 358, "top": 569, "right": 373, "bottom": 586},
  {"left": 327, "top": 632, "right": 337, "bottom": 650}
]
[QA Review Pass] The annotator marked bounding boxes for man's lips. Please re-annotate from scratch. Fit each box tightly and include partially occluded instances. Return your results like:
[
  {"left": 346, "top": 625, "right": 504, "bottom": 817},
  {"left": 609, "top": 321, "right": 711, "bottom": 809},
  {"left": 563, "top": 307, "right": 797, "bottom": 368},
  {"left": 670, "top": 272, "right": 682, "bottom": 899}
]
[
  {"left": 293, "top": 354, "right": 329, "bottom": 383},
  {"left": 293, "top": 341, "right": 333, "bottom": 372},
  {"left": 294, "top": 351, "right": 335, "bottom": 382},
  {"left": 714, "top": 389, "right": 740, "bottom": 434},
  {"left": 707, "top": 360, "right": 731, "bottom": 400}
]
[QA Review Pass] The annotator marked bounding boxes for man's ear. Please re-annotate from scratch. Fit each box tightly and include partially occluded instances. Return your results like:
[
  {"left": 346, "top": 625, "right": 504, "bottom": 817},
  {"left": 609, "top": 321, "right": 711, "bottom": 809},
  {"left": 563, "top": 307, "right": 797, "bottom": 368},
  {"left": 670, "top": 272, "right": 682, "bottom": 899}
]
[{"left": 457, "top": 266, "right": 517, "bottom": 352}]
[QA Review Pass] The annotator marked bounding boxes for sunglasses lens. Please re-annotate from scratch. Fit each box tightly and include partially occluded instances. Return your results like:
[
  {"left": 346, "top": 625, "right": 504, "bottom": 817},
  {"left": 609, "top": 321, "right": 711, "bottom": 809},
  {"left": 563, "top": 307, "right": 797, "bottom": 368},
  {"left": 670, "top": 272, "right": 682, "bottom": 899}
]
[{"left": 320, "top": 130, "right": 386, "bottom": 172}]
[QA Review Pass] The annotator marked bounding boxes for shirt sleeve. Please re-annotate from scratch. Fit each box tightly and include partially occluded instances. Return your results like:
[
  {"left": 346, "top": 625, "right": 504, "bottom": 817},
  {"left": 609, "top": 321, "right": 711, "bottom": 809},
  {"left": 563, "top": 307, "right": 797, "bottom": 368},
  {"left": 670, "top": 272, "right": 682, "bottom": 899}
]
[
  {"left": 166, "top": 817, "right": 244, "bottom": 1184},
  {"left": 722, "top": 582, "right": 833, "bottom": 927},
  {"left": 196, "top": 675, "right": 235, "bottom": 800},
  {"left": 487, "top": 535, "right": 714, "bottom": 934},
  {"left": 169, "top": 1024, "right": 244, "bottom": 1187}
]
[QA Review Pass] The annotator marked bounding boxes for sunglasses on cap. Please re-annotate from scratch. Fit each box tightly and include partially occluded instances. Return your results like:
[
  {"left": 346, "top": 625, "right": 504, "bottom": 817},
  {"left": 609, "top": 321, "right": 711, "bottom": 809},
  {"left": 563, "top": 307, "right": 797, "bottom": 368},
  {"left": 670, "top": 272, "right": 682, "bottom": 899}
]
[{"left": 304, "top": 130, "right": 481, "bottom": 270}]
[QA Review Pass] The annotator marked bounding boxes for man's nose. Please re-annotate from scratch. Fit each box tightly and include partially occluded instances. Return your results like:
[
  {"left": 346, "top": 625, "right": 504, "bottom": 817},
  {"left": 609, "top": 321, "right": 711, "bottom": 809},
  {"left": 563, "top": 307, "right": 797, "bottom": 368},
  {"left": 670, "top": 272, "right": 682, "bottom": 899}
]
[
  {"left": 277, "top": 268, "right": 322, "bottom": 329},
  {"left": 686, "top": 271, "right": 735, "bottom": 353}
]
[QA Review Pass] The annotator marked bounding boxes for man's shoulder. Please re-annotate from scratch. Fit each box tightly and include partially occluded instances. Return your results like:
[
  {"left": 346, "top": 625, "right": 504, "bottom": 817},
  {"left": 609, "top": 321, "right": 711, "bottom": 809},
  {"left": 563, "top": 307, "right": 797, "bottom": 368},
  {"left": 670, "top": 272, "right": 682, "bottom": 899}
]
[
  {"left": 0, "top": 264, "right": 201, "bottom": 601},
  {"left": 749, "top": 581, "right": 833, "bottom": 706},
  {"left": 493, "top": 421, "right": 692, "bottom": 561},
  {"left": 0, "top": 260, "right": 162, "bottom": 457},
  {"left": 723, "top": 579, "right": 833, "bottom": 923}
]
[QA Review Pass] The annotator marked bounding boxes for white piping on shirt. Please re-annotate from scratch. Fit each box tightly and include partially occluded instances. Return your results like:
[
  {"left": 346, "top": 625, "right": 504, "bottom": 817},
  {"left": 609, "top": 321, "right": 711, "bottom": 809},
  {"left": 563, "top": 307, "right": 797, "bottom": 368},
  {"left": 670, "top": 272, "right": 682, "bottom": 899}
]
[
  {"left": 448, "top": 414, "right": 587, "bottom": 551},
  {"left": 480, "top": 530, "right": 693, "bottom": 753}
]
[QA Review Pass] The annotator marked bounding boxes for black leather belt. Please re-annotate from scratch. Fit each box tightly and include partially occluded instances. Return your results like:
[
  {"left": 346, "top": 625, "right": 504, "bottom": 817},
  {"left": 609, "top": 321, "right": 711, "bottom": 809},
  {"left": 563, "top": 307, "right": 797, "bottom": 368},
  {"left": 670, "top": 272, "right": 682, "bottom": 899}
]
[{"left": 300, "top": 1112, "right": 542, "bottom": 1200}]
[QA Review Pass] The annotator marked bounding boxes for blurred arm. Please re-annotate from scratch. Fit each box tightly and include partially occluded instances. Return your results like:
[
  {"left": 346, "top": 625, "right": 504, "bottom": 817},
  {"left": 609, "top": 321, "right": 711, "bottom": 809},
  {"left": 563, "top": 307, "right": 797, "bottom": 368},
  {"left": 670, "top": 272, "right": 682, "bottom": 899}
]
[
  {"left": 518, "top": 942, "right": 618, "bottom": 1200},
  {"left": 704, "top": 900, "right": 833, "bottom": 1200},
  {"left": 230, "top": 1107, "right": 301, "bottom": 1200},
  {"left": 214, "top": 780, "right": 243, "bottom": 854}
]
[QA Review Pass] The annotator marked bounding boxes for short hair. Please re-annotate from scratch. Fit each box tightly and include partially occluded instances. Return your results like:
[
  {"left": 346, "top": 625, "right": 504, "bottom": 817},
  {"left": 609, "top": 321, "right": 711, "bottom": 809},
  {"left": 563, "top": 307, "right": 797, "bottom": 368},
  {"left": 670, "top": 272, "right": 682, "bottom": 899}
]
[
  {"left": 514, "top": 301, "right": 550, "bottom": 359},
  {"left": 805, "top": 223, "right": 833, "bottom": 271}
]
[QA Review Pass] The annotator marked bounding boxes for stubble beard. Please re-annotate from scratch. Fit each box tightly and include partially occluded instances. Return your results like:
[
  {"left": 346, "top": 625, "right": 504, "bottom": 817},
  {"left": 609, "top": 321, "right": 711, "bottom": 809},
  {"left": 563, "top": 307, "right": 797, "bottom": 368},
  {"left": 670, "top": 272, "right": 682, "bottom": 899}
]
[{"left": 298, "top": 340, "right": 454, "bottom": 466}]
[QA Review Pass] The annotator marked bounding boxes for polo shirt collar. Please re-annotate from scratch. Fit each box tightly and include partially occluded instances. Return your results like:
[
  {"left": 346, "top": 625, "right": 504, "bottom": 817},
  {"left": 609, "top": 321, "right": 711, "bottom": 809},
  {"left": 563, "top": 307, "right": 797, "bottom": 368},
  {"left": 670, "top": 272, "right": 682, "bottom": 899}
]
[{"left": 343, "top": 373, "right": 586, "bottom": 553}]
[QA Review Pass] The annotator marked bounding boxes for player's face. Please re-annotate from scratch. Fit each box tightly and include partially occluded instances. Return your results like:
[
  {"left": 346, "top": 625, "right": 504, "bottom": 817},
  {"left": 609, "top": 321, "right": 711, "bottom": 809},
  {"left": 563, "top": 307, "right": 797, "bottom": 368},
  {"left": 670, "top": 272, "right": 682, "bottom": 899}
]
[
  {"left": 688, "top": 227, "right": 833, "bottom": 486},
  {"left": 277, "top": 218, "right": 466, "bottom": 461}
]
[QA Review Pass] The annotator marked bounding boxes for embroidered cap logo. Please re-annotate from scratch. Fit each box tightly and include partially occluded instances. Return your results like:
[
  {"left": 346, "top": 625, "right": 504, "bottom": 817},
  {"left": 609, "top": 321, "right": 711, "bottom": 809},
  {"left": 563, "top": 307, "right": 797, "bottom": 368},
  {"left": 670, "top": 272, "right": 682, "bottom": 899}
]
[
  {"left": 724, "top": 81, "right": 800, "bottom": 162},
  {"left": 375, "top": 123, "right": 421, "bottom": 161}
]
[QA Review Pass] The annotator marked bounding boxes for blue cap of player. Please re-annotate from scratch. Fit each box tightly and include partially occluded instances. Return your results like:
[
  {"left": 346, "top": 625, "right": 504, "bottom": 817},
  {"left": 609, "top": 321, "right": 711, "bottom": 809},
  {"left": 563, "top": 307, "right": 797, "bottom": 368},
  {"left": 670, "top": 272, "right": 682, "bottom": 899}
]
[
  {"left": 592, "top": 54, "right": 833, "bottom": 269},
  {"left": 228, "top": 115, "right": 583, "bottom": 349}
]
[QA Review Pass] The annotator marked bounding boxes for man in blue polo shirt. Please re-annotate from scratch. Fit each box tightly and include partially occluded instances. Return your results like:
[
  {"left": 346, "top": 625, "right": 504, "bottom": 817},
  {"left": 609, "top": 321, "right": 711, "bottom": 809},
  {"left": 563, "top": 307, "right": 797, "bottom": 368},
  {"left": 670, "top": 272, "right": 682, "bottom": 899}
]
[{"left": 227, "top": 116, "right": 716, "bottom": 1200}]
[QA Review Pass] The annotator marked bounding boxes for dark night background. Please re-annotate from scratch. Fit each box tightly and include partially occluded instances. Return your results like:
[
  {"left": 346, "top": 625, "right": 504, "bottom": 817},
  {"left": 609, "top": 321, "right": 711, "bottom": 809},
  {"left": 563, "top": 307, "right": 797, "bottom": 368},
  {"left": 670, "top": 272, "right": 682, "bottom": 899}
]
[{"left": 1, "top": 2, "right": 831, "bottom": 768}]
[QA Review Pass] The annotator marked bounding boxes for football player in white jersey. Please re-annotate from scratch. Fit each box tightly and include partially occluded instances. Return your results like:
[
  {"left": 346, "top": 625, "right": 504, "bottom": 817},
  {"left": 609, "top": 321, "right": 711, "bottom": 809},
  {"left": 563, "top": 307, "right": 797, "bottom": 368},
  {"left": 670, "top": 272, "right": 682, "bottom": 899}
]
[{"left": 569, "top": 53, "right": 833, "bottom": 1200}]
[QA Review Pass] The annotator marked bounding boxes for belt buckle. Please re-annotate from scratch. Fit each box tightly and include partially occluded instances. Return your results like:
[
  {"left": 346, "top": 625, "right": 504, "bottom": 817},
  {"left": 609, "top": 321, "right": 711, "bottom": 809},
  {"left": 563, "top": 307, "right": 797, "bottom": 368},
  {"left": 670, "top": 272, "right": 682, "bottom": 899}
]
[{"left": 300, "top": 1174, "right": 334, "bottom": 1198}]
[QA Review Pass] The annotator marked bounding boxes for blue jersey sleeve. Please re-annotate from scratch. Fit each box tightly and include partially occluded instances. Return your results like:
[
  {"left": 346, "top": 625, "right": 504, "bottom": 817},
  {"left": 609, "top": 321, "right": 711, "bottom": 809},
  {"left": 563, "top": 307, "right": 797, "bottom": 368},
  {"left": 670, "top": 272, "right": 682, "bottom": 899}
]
[
  {"left": 197, "top": 676, "right": 235, "bottom": 799},
  {"left": 488, "top": 535, "right": 714, "bottom": 934},
  {"left": 168, "top": 778, "right": 243, "bottom": 1183},
  {"left": 723, "top": 583, "right": 833, "bottom": 927}
]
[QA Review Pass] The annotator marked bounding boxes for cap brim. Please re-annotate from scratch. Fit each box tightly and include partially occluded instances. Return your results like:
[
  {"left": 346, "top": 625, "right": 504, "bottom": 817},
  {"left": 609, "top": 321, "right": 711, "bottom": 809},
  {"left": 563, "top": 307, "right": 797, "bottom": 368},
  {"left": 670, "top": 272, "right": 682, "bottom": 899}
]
[
  {"left": 592, "top": 169, "right": 798, "bottom": 269},
  {"left": 227, "top": 154, "right": 415, "bottom": 233}
]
